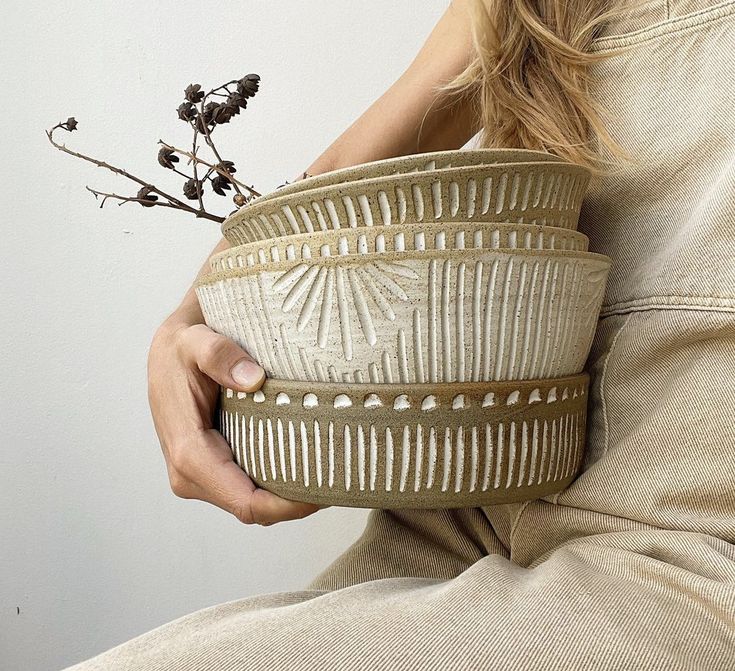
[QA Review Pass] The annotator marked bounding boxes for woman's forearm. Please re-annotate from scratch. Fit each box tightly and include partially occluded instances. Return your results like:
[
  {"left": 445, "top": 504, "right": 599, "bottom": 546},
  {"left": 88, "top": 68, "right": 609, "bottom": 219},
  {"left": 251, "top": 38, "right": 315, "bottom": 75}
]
[{"left": 163, "top": 0, "right": 478, "bottom": 334}]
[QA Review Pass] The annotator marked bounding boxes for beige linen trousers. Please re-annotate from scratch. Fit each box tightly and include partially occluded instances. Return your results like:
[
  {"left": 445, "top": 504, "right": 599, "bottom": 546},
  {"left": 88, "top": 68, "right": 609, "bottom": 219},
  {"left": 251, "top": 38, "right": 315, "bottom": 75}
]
[{"left": 63, "top": 2, "right": 735, "bottom": 669}]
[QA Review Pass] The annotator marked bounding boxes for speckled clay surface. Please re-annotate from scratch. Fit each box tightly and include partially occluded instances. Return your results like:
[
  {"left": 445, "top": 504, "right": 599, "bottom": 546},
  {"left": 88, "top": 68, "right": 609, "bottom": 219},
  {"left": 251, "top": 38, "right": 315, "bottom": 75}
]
[
  {"left": 209, "top": 222, "right": 589, "bottom": 273},
  {"left": 221, "top": 162, "right": 591, "bottom": 245},
  {"left": 196, "top": 248, "right": 610, "bottom": 384},
  {"left": 217, "top": 374, "right": 589, "bottom": 508},
  {"left": 252, "top": 148, "right": 567, "bottom": 204}
]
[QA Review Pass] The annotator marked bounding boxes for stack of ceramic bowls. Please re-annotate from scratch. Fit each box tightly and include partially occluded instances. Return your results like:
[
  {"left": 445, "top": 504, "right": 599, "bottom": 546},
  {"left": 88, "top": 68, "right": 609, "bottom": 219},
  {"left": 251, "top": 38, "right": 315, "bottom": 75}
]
[{"left": 195, "top": 149, "right": 611, "bottom": 509}]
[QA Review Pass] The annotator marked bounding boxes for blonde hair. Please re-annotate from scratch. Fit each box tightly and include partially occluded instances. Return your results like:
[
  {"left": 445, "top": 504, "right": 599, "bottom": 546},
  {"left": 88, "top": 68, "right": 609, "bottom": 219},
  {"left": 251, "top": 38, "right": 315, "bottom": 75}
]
[{"left": 438, "top": 0, "right": 631, "bottom": 173}]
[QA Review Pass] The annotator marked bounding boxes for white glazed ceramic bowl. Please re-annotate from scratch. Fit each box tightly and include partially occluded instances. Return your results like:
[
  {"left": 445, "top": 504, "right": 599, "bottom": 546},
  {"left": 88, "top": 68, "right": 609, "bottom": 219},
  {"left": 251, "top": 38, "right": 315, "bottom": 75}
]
[
  {"left": 253, "top": 148, "right": 567, "bottom": 204},
  {"left": 209, "top": 222, "right": 589, "bottom": 273},
  {"left": 221, "top": 162, "right": 591, "bottom": 245},
  {"left": 196, "top": 248, "right": 610, "bottom": 384}
]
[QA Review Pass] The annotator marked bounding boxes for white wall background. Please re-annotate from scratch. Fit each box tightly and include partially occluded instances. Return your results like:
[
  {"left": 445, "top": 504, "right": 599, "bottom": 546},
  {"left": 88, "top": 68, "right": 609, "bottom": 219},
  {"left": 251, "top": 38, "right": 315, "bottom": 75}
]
[{"left": 0, "top": 2, "right": 453, "bottom": 669}]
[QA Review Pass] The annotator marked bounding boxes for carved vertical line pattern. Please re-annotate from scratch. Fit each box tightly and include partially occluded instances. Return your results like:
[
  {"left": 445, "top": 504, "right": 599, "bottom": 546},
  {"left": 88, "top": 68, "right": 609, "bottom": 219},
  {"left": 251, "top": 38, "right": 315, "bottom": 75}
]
[
  {"left": 441, "top": 259, "right": 452, "bottom": 381},
  {"left": 343, "top": 425, "right": 351, "bottom": 491},
  {"left": 505, "top": 421, "right": 517, "bottom": 489},
  {"left": 528, "top": 259, "right": 551, "bottom": 379},
  {"left": 494, "top": 423, "right": 505, "bottom": 489},
  {"left": 276, "top": 418, "right": 287, "bottom": 481},
  {"left": 411, "top": 184, "right": 424, "bottom": 221},
  {"left": 506, "top": 260, "right": 528, "bottom": 380},
  {"left": 385, "top": 427, "right": 394, "bottom": 491},
  {"left": 481, "top": 177, "right": 493, "bottom": 214},
  {"left": 468, "top": 426, "right": 479, "bottom": 492},
  {"left": 327, "top": 421, "right": 335, "bottom": 488},
  {"left": 257, "top": 419, "right": 267, "bottom": 481},
  {"left": 456, "top": 262, "right": 466, "bottom": 382},
  {"left": 369, "top": 424, "right": 378, "bottom": 491},
  {"left": 493, "top": 258, "right": 515, "bottom": 381},
  {"left": 347, "top": 268, "right": 376, "bottom": 346},
  {"left": 257, "top": 274, "right": 295, "bottom": 378},
  {"left": 427, "top": 426, "right": 437, "bottom": 489},
  {"left": 449, "top": 180, "right": 460, "bottom": 216},
  {"left": 249, "top": 416, "right": 257, "bottom": 480},
  {"left": 482, "top": 259, "right": 500, "bottom": 380},
  {"left": 482, "top": 423, "right": 493, "bottom": 490},
  {"left": 533, "top": 418, "right": 545, "bottom": 485},
  {"left": 240, "top": 415, "right": 250, "bottom": 475},
  {"left": 557, "top": 262, "right": 583, "bottom": 375},
  {"left": 431, "top": 180, "right": 443, "bottom": 218},
  {"left": 544, "top": 262, "right": 570, "bottom": 379},
  {"left": 397, "top": 330, "right": 409, "bottom": 383},
  {"left": 441, "top": 427, "right": 452, "bottom": 492},
  {"left": 471, "top": 260, "right": 483, "bottom": 381},
  {"left": 377, "top": 191, "right": 391, "bottom": 225},
  {"left": 400, "top": 426, "right": 411, "bottom": 492},
  {"left": 466, "top": 178, "right": 477, "bottom": 218},
  {"left": 538, "top": 260, "right": 561, "bottom": 377},
  {"left": 396, "top": 186, "right": 407, "bottom": 224},
  {"left": 313, "top": 420, "right": 322, "bottom": 487},
  {"left": 517, "top": 421, "right": 529, "bottom": 487},
  {"left": 299, "top": 421, "right": 309, "bottom": 487},
  {"left": 266, "top": 418, "right": 276, "bottom": 480},
  {"left": 357, "top": 424, "right": 366, "bottom": 491},
  {"left": 495, "top": 171, "right": 508, "bottom": 214},
  {"left": 518, "top": 261, "right": 540, "bottom": 379},
  {"left": 414, "top": 424, "right": 424, "bottom": 492},
  {"left": 548, "top": 418, "right": 558, "bottom": 482},
  {"left": 454, "top": 427, "right": 465, "bottom": 493},
  {"left": 427, "top": 259, "right": 438, "bottom": 382},
  {"left": 287, "top": 420, "right": 297, "bottom": 481}
]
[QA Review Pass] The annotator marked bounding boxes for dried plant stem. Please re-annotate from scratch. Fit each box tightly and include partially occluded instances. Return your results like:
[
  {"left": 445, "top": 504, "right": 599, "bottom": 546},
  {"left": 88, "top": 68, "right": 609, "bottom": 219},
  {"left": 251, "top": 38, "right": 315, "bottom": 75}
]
[
  {"left": 46, "top": 125, "right": 220, "bottom": 220},
  {"left": 84, "top": 186, "right": 223, "bottom": 222}
]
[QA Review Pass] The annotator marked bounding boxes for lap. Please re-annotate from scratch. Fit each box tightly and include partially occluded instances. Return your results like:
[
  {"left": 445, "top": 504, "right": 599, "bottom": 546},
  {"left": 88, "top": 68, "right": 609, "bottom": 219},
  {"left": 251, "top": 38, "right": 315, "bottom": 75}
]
[{"left": 61, "top": 529, "right": 735, "bottom": 671}]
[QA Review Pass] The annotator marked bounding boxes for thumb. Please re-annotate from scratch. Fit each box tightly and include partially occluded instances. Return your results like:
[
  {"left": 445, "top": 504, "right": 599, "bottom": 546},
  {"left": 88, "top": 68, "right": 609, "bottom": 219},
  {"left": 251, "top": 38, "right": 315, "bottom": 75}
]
[{"left": 183, "top": 324, "right": 265, "bottom": 392}]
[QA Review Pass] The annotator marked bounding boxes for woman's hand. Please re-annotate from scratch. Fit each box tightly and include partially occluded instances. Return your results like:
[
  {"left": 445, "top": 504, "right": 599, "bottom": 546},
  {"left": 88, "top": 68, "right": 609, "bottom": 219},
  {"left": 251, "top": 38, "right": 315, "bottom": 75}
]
[{"left": 147, "top": 318, "right": 325, "bottom": 526}]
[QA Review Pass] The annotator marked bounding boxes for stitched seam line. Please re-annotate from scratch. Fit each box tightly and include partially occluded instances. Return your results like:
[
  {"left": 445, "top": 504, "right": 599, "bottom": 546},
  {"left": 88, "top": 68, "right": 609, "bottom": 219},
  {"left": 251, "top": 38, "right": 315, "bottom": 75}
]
[
  {"left": 599, "top": 314, "right": 633, "bottom": 458},
  {"left": 601, "top": 304, "right": 735, "bottom": 318},
  {"left": 591, "top": 1, "right": 735, "bottom": 51},
  {"left": 509, "top": 500, "right": 534, "bottom": 546}
]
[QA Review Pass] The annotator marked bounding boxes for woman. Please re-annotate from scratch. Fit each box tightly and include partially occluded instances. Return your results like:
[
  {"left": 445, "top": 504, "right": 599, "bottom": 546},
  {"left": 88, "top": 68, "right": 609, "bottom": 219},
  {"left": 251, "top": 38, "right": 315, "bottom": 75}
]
[{"left": 66, "top": 0, "right": 735, "bottom": 668}]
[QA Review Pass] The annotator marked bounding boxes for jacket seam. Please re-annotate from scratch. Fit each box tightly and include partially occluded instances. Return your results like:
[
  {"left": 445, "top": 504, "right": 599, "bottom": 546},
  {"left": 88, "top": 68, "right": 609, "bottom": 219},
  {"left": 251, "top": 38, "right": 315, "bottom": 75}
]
[{"left": 591, "top": 1, "right": 735, "bottom": 52}]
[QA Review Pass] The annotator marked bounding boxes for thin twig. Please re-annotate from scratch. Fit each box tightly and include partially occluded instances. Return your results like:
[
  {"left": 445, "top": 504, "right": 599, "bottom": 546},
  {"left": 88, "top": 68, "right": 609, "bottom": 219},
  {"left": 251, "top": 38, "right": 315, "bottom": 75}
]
[{"left": 85, "top": 186, "right": 224, "bottom": 222}]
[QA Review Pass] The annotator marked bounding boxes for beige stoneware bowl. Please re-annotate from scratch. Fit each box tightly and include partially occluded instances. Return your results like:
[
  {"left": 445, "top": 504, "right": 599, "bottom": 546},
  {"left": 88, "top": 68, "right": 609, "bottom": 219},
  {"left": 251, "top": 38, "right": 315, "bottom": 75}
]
[
  {"left": 195, "top": 248, "right": 610, "bottom": 384},
  {"left": 209, "top": 222, "right": 589, "bottom": 273},
  {"left": 254, "top": 148, "right": 567, "bottom": 204},
  {"left": 221, "top": 162, "right": 591, "bottom": 245},
  {"left": 217, "top": 374, "right": 589, "bottom": 508}
]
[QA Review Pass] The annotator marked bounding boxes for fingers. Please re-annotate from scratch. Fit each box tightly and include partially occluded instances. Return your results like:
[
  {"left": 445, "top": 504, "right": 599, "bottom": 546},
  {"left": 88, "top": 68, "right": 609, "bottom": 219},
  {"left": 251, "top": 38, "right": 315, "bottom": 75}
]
[
  {"left": 169, "top": 428, "right": 321, "bottom": 526},
  {"left": 178, "top": 323, "right": 265, "bottom": 392}
]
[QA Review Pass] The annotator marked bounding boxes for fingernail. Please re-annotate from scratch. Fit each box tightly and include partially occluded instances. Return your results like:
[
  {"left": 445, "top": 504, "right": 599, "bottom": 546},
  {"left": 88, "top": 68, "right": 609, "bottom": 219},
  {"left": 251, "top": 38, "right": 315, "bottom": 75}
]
[{"left": 231, "top": 359, "right": 264, "bottom": 388}]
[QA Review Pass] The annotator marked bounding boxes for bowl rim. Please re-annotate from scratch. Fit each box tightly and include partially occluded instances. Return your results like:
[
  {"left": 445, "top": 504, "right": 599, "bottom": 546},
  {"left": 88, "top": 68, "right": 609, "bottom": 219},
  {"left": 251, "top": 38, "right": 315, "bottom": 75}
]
[
  {"left": 210, "top": 220, "right": 590, "bottom": 267},
  {"left": 249, "top": 148, "right": 570, "bottom": 205},
  {"left": 196, "top": 246, "right": 611, "bottom": 288},
  {"left": 222, "top": 161, "right": 591, "bottom": 235},
  {"left": 222, "top": 371, "right": 590, "bottom": 397}
]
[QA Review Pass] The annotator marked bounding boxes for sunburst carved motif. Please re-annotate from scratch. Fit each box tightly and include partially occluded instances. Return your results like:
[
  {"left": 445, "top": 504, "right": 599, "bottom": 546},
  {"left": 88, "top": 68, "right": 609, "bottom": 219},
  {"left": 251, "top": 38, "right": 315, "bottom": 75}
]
[{"left": 272, "top": 260, "right": 418, "bottom": 360}]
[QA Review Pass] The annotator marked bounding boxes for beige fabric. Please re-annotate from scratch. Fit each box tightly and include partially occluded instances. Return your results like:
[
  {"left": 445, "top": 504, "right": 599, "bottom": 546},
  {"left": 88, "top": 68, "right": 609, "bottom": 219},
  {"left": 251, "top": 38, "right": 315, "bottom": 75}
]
[{"left": 62, "top": 2, "right": 735, "bottom": 669}]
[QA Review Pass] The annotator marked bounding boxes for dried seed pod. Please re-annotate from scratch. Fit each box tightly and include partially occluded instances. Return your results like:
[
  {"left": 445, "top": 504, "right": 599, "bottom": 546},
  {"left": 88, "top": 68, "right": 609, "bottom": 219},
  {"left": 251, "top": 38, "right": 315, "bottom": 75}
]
[
  {"left": 211, "top": 104, "right": 236, "bottom": 125},
  {"left": 227, "top": 91, "right": 248, "bottom": 110},
  {"left": 237, "top": 74, "right": 260, "bottom": 98},
  {"left": 136, "top": 186, "right": 158, "bottom": 207},
  {"left": 65, "top": 116, "right": 78, "bottom": 131},
  {"left": 233, "top": 193, "right": 248, "bottom": 207},
  {"left": 177, "top": 102, "right": 196, "bottom": 122},
  {"left": 157, "top": 147, "right": 179, "bottom": 169},
  {"left": 184, "top": 83, "right": 205, "bottom": 104},
  {"left": 183, "top": 178, "right": 202, "bottom": 201},
  {"left": 211, "top": 175, "right": 232, "bottom": 196},
  {"left": 216, "top": 160, "right": 236, "bottom": 175}
]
